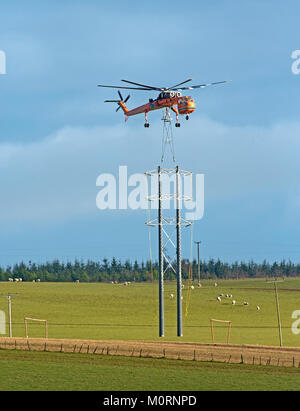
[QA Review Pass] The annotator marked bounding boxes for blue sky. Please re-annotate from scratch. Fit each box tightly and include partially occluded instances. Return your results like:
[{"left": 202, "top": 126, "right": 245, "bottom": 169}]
[{"left": 0, "top": 0, "right": 300, "bottom": 266}]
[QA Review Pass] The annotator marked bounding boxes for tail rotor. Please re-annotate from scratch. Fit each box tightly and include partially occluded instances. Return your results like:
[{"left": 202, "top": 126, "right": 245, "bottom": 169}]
[{"left": 105, "top": 90, "right": 130, "bottom": 112}]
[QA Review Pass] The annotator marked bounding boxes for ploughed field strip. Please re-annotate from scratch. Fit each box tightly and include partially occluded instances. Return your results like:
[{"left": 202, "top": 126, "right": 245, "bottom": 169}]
[{"left": 1, "top": 337, "right": 300, "bottom": 368}]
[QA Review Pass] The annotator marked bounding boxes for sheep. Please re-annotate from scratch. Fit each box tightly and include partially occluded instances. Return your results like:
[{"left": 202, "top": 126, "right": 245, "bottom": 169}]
[
  {"left": 198, "top": 282, "right": 202, "bottom": 288},
  {"left": 217, "top": 296, "right": 221, "bottom": 302},
  {"left": 190, "top": 285, "right": 195, "bottom": 290},
  {"left": 8, "top": 278, "right": 13, "bottom": 282},
  {"left": 214, "top": 282, "right": 218, "bottom": 287},
  {"left": 170, "top": 293, "right": 174, "bottom": 299},
  {"left": 75, "top": 280, "right": 80, "bottom": 283},
  {"left": 19, "top": 278, "right": 22, "bottom": 282},
  {"left": 219, "top": 293, "right": 223, "bottom": 297},
  {"left": 124, "top": 282, "right": 128, "bottom": 286},
  {"left": 14, "top": 278, "right": 19, "bottom": 282},
  {"left": 256, "top": 306, "right": 260, "bottom": 311},
  {"left": 229, "top": 294, "right": 233, "bottom": 298},
  {"left": 232, "top": 300, "right": 236, "bottom": 305},
  {"left": 243, "top": 302, "right": 249, "bottom": 306}
]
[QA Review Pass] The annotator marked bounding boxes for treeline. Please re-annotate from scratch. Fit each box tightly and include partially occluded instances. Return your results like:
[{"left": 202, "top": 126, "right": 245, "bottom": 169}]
[{"left": 0, "top": 258, "right": 299, "bottom": 282}]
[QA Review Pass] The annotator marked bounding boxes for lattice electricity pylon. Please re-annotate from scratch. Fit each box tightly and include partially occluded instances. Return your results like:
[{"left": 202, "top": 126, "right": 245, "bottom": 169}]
[
  {"left": 145, "top": 166, "right": 193, "bottom": 338},
  {"left": 161, "top": 108, "right": 175, "bottom": 163}
]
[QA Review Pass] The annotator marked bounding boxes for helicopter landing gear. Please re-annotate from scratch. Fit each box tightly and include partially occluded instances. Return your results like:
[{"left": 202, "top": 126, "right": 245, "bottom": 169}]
[
  {"left": 144, "top": 112, "right": 150, "bottom": 128},
  {"left": 170, "top": 106, "right": 181, "bottom": 128},
  {"left": 185, "top": 115, "right": 189, "bottom": 120}
]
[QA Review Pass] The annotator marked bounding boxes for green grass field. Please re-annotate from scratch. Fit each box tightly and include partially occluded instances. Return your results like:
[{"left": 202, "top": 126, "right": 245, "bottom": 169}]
[
  {"left": 0, "top": 278, "right": 300, "bottom": 346},
  {"left": 0, "top": 349, "right": 300, "bottom": 391}
]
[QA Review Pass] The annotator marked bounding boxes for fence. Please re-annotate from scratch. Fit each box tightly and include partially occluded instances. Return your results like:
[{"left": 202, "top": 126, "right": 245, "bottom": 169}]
[{"left": 0, "top": 337, "right": 300, "bottom": 368}]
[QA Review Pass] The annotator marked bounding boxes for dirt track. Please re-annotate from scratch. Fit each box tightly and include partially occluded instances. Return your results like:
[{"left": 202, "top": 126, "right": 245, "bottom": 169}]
[{"left": 1, "top": 337, "right": 300, "bottom": 368}]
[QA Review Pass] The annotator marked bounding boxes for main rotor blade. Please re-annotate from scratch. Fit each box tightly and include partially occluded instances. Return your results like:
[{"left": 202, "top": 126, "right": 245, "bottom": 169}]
[
  {"left": 169, "top": 78, "right": 193, "bottom": 89},
  {"left": 172, "top": 80, "right": 231, "bottom": 91},
  {"left": 116, "top": 105, "right": 121, "bottom": 112},
  {"left": 104, "top": 100, "right": 120, "bottom": 103},
  {"left": 121, "top": 79, "right": 162, "bottom": 91},
  {"left": 124, "top": 95, "right": 130, "bottom": 103},
  {"left": 98, "top": 84, "right": 153, "bottom": 91}
]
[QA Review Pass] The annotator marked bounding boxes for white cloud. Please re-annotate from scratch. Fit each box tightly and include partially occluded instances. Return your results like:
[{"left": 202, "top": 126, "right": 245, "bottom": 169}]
[{"left": 1, "top": 115, "right": 300, "bottom": 226}]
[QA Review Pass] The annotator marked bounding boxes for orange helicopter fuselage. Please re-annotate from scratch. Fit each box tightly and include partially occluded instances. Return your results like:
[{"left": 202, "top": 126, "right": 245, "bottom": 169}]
[{"left": 119, "top": 95, "right": 196, "bottom": 117}]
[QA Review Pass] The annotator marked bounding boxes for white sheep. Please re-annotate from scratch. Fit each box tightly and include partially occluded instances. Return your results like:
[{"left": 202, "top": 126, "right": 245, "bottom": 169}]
[
  {"left": 198, "top": 282, "right": 202, "bottom": 288},
  {"left": 170, "top": 293, "right": 174, "bottom": 299},
  {"left": 243, "top": 302, "right": 249, "bottom": 306},
  {"left": 214, "top": 282, "right": 218, "bottom": 287},
  {"left": 217, "top": 296, "right": 221, "bottom": 302},
  {"left": 232, "top": 300, "right": 236, "bottom": 305},
  {"left": 190, "top": 285, "right": 195, "bottom": 290},
  {"left": 8, "top": 278, "right": 13, "bottom": 282},
  {"left": 256, "top": 306, "right": 260, "bottom": 311}
]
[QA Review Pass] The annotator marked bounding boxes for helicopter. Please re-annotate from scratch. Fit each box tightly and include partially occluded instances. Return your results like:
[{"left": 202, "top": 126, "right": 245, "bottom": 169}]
[{"left": 98, "top": 78, "right": 230, "bottom": 127}]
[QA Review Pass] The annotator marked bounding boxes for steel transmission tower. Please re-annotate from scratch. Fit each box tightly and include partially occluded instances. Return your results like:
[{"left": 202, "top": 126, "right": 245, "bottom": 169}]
[{"left": 145, "top": 166, "right": 193, "bottom": 337}]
